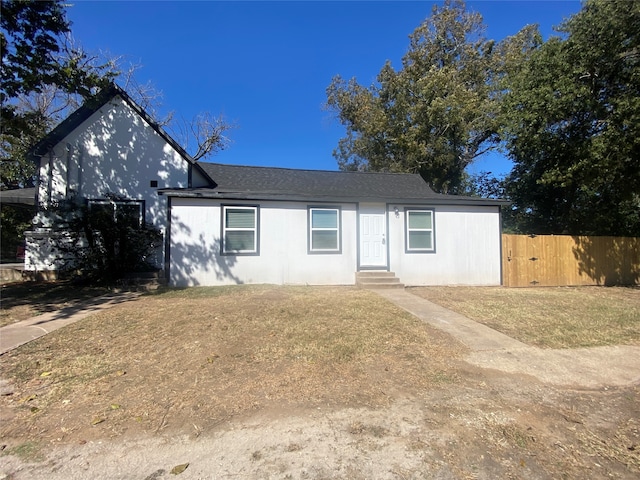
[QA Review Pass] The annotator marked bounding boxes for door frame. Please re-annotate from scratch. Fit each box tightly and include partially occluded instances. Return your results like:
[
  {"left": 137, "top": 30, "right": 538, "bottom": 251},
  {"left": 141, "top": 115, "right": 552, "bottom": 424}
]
[{"left": 357, "top": 203, "right": 389, "bottom": 270}]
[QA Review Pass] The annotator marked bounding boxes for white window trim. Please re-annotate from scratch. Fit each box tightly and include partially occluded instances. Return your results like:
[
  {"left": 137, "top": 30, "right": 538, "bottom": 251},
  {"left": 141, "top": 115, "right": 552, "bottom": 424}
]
[
  {"left": 309, "top": 207, "right": 341, "bottom": 253},
  {"left": 222, "top": 205, "right": 259, "bottom": 255},
  {"left": 405, "top": 208, "right": 435, "bottom": 253}
]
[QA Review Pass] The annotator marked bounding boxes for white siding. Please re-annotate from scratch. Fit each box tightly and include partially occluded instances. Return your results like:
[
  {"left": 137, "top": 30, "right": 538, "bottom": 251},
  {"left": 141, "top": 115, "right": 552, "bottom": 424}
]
[
  {"left": 169, "top": 199, "right": 358, "bottom": 286},
  {"left": 37, "top": 96, "right": 188, "bottom": 226},
  {"left": 170, "top": 199, "right": 502, "bottom": 287},
  {"left": 388, "top": 204, "right": 502, "bottom": 286},
  {"left": 27, "top": 96, "right": 191, "bottom": 271}
]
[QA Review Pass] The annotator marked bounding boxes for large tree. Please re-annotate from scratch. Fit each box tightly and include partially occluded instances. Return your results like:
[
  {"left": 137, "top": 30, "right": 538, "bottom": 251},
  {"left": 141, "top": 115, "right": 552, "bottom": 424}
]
[
  {"left": 1, "top": 0, "right": 114, "bottom": 189},
  {"left": 1, "top": 1, "right": 232, "bottom": 192},
  {"left": 0, "top": 0, "right": 231, "bottom": 261},
  {"left": 0, "top": 0, "right": 114, "bottom": 259},
  {"left": 326, "top": 0, "right": 538, "bottom": 193},
  {"left": 2, "top": 0, "right": 72, "bottom": 101},
  {"left": 501, "top": 0, "right": 640, "bottom": 236}
]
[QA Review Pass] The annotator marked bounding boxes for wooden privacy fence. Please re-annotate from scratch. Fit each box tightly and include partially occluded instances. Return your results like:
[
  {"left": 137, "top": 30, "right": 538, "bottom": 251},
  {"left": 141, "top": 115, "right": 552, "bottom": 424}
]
[{"left": 501, "top": 234, "right": 640, "bottom": 287}]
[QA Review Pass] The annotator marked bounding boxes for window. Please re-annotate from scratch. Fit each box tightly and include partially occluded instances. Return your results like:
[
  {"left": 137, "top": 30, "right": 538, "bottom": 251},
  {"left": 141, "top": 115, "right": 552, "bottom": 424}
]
[
  {"left": 309, "top": 207, "right": 340, "bottom": 253},
  {"left": 222, "top": 205, "right": 258, "bottom": 254},
  {"left": 405, "top": 209, "right": 434, "bottom": 252},
  {"left": 88, "top": 199, "right": 144, "bottom": 228}
]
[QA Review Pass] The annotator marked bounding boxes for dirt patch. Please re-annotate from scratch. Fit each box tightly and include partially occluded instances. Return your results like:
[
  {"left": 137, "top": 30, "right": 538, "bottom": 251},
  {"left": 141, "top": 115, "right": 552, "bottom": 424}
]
[
  {"left": 1, "top": 285, "right": 639, "bottom": 479},
  {"left": 2, "top": 369, "right": 638, "bottom": 479}
]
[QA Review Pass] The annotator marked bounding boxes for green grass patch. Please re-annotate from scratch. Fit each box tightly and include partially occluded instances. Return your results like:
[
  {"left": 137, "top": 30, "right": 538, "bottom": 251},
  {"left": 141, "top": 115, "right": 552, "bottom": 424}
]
[{"left": 1, "top": 441, "right": 44, "bottom": 462}]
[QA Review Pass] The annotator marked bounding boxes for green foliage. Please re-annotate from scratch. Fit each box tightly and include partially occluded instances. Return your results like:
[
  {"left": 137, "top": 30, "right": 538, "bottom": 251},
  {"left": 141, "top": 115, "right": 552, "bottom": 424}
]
[
  {"left": 1, "top": 0, "right": 65, "bottom": 188},
  {"left": 0, "top": 0, "right": 68, "bottom": 99},
  {"left": 0, "top": 109, "right": 49, "bottom": 188},
  {"left": 0, "top": 204, "right": 31, "bottom": 260},
  {"left": 1, "top": 0, "right": 114, "bottom": 190},
  {"left": 501, "top": 0, "right": 640, "bottom": 235},
  {"left": 460, "top": 171, "right": 505, "bottom": 199},
  {"left": 0, "top": 0, "right": 112, "bottom": 104},
  {"left": 326, "top": 0, "right": 537, "bottom": 194},
  {"left": 49, "top": 193, "right": 163, "bottom": 280}
]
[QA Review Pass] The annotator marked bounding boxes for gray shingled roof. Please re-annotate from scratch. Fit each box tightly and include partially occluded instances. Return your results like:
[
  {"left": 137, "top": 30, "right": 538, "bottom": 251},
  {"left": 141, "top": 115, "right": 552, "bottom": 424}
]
[
  {"left": 201, "top": 163, "right": 439, "bottom": 198},
  {"left": 162, "top": 162, "right": 507, "bottom": 206}
]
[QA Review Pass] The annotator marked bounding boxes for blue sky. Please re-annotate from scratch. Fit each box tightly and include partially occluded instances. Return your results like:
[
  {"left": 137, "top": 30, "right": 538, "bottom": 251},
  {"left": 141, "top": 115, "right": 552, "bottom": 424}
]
[{"left": 66, "top": 1, "right": 582, "bottom": 176}]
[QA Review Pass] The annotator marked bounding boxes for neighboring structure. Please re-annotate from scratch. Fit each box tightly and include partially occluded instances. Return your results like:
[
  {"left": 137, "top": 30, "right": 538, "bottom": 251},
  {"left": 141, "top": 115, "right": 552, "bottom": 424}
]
[{"left": 27, "top": 84, "right": 506, "bottom": 287}]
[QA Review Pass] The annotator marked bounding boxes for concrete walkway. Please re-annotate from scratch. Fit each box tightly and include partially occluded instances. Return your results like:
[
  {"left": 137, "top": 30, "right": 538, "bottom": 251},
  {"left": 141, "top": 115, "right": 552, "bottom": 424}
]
[
  {"left": 0, "top": 291, "right": 141, "bottom": 354},
  {"left": 374, "top": 288, "right": 528, "bottom": 352},
  {"left": 374, "top": 288, "right": 640, "bottom": 388}
]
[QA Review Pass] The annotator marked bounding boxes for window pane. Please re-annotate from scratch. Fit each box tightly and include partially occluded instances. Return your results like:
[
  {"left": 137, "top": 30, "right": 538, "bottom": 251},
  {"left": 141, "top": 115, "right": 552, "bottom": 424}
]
[
  {"left": 408, "top": 211, "right": 432, "bottom": 229},
  {"left": 116, "top": 203, "right": 141, "bottom": 227},
  {"left": 409, "top": 231, "right": 432, "bottom": 250},
  {"left": 91, "top": 203, "right": 112, "bottom": 218},
  {"left": 226, "top": 209, "right": 255, "bottom": 228},
  {"left": 89, "top": 203, "right": 113, "bottom": 230},
  {"left": 312, "top": 209, "right": 337, "bottom": 228},
  {"left": 225, "top": 231, "right": 255, "bottom": 251},
  {"left": 312, "top": 231, "right": 338, "bottom": 250}
]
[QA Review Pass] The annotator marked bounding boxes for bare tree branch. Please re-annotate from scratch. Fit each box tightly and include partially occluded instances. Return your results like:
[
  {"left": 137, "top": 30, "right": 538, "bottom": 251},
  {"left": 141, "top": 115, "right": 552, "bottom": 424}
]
[{"left": 170, "top": 113, "right": 235, "bottom": 161}]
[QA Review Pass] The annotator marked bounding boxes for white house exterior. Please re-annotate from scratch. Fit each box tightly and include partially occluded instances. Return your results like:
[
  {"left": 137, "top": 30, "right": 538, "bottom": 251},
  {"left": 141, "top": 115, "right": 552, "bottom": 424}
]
[
  {"left": 161, "top": 163, "right": 505, "bottom": 287},
  {"left": 26, "top": 84, "right": 506, "bottom": 287},
  {"left": 168, "top": 199, "right": 359, "bottom": 286},
  {"left": 167, "top": 198, "right": 502, "bottom": 287},
  {"left": 25, "top": 85, "right": 209, "bottom": 272}
]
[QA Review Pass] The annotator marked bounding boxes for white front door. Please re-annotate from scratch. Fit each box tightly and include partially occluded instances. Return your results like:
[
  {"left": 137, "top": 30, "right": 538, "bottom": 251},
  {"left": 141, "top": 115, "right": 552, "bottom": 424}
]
[{"left": 359, "top": 204, "right": 387, "bottom": 267}]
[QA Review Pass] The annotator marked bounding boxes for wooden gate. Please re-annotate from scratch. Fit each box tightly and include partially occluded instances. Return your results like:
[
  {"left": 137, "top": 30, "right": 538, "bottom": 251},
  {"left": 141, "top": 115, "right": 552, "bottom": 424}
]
[{"left": 502, "top": 234, "right": 640, "bottom": 287}]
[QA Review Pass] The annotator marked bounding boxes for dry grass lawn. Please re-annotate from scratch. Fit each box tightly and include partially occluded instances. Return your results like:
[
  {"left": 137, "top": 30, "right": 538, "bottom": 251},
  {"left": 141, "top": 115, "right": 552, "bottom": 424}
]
[
  {"left": 1, "top": 284, "right": 639, "bottom": 479},
  {"left": 410, "top": 286, "right": 640, "bottom": 349},
  {"left": 0, "top": 285, "right": 463, "bottom": 444},
  {"left": 0, "top": 281, "right": 111, "bottom": 328}
]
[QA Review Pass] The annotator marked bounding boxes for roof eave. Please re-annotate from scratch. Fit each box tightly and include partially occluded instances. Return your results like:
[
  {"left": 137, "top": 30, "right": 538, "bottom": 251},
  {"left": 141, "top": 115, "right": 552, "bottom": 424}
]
[
  {"left": 26, "top": 84, "right": 216, "bottom": 186},
  {"left": 158, "top": 188, "right": 509, "bottom": 206},
  {"left": 29, "top": 84, "right": 120, "bottom": 159},
  {"left": 0, "top": 187, "right": 37, "bottom": 206}
]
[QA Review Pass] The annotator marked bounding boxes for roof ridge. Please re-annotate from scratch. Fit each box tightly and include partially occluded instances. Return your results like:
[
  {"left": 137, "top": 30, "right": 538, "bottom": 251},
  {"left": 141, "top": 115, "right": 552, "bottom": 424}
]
[
  {"left": 203, "top": 162, "right": 423, "bottom": 176},
  {"left": 29, "top": 82, "right": 193, "bottom": 161},
  {"left": 28, "top": 83, "right": 216, "bottom": 186}
]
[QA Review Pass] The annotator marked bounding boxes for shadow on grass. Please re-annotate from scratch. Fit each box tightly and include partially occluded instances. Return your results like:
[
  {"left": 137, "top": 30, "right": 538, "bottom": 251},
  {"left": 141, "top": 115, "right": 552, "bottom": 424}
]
[{"left": 0, "top": 280, "right": 113, "bottom": 314}]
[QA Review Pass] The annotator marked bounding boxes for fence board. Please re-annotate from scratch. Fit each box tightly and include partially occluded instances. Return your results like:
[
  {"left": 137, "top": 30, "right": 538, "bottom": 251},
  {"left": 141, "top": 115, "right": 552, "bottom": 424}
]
[{"left": 502, "top": 234, "right": 640, "bottom": 287}]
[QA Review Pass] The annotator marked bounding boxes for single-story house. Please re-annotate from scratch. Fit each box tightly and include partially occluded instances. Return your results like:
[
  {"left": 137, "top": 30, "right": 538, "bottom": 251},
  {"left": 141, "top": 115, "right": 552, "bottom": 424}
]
[{"left": 26, "top": 84, "right": 506, "bottom": 287}]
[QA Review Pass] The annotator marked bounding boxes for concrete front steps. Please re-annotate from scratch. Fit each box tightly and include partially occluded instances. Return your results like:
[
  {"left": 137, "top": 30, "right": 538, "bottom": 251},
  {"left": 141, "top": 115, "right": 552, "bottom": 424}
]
[{"left": 355, "top": 271, "right": 404, "bottom": 289}]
